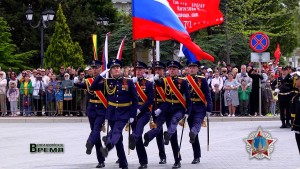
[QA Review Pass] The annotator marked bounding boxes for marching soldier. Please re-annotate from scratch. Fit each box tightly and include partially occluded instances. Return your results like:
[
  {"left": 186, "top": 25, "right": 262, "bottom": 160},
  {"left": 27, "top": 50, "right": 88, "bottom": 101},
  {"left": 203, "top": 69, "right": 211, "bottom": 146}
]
[
  {"left": 90, "top": 59, "right": 138, "bottom": 169},
  {"left": 291, "top": 72, "right": 300, "bottom": 154},
  {"left": 128, "top": 61, "right": 154, "bottom": 169},
  {"left": 186, "top": 61, "right": 212, "bottom": 164},
  {"left": 74, "top": 60, "right": 107, "bottom": 168},
  {"left": 272, "top": 66, "right": 293, "bottom": 128},
  {"left": 152, "top": 60, "right": 192, "bottom": 168},
  {"left": 143, "top": 61, "right": 167, "bottom": 164}
]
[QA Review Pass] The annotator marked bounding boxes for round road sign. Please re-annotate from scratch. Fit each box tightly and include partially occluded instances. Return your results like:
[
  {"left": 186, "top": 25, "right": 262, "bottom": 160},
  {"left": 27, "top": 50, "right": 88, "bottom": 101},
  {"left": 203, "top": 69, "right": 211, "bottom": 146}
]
[{"left": 249, "top": 32, "right": 270, "bottom": 52}]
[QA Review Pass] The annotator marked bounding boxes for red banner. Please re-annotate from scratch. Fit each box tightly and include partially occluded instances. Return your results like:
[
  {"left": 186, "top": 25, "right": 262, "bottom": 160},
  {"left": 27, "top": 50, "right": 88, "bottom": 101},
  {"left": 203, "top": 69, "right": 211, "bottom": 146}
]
[{"left": 168, "top": 0, "right": 224, "bottom": 33}]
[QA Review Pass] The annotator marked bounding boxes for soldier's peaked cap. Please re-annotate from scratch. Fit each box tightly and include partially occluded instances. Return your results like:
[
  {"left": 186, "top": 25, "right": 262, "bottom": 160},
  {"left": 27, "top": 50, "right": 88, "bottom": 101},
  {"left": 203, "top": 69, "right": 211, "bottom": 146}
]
[
  {"left": 166, "top": 60, "right": 182, "bottom": 69},
  {"left": 155, "top": 61, "right": 166, "bottom": 69},
  {"left": 107, "top": 59, "right": 122, "bottom": 69},
  {"left": 136, "top": 61, "right": 148, "bottom": 69}
]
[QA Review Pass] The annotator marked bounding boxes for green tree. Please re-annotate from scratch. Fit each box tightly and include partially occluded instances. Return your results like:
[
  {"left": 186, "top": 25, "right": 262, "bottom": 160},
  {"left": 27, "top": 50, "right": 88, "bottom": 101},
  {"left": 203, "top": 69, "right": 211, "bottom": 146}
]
[
  {"left": 45, "top": 4, "right": 83, "bottom": 73},
  {"left": 0, "top": 16, "right": 36, "bottom": 71}
]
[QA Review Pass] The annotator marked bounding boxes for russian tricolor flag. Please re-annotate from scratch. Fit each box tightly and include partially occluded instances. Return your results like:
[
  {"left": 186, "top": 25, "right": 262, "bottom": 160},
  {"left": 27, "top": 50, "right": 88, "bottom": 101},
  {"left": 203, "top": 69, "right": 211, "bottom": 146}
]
[{"left": 132, "top": 0, "right": 214, "bottom": 62}]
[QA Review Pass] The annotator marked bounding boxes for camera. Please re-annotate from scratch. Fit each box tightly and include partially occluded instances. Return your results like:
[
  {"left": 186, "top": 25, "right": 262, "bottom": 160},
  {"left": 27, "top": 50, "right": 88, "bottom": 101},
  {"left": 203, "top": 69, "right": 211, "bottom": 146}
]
[{"left": 37, "top": 77, "right": 42, "bottom": 81}]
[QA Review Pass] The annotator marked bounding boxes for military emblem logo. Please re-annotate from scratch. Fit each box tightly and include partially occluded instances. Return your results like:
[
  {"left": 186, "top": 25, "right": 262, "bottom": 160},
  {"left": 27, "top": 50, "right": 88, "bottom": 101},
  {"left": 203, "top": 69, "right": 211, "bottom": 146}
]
[{"left": 244, "top": 127, "right": 276, "bottom": 159}]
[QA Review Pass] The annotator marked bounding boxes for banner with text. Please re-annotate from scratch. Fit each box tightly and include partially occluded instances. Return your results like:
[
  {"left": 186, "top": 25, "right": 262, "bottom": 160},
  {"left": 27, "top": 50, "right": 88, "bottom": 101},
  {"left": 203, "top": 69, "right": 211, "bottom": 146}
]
[{"left": 168, "top": 0, "right": 224, "bottom": 33}]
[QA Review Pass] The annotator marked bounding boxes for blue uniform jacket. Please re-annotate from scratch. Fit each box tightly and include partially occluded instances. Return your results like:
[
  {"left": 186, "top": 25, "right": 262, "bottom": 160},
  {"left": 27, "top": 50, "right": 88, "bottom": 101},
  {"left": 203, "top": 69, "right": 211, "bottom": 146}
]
[
  {"left": 155, "top": 76, "right": 192, "bottom": 115},
  {"left": 74, "top": 78, "right": 106, "bottom": 110},
  {"left": 90, "top": 75, "right": 138, "bottom": 121},
  {"left": 136, "top": 78, "right": 154, "bottom": 113},
  {"left": 188, "top": 75, "right": 213, "bottom": 116}
]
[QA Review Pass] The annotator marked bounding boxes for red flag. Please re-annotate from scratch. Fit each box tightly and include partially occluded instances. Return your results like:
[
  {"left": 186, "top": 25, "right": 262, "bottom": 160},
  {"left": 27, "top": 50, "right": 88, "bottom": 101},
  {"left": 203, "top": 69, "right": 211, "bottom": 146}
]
[
  {"left": 274, "top": 43, "right": 281, "bottom": 65},
  {"left": 168, "top": 0, "right": 224, "bottom": 33}
]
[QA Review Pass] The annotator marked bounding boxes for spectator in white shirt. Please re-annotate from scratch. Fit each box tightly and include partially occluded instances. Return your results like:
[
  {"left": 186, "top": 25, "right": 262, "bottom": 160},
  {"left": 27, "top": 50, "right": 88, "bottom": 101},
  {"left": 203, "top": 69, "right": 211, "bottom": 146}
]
[
  {"left": 236, "top": 65, "right": 252, "bottom": 88},
  {"left": 211, "top": 70, "right": 223, "bottom": 92}
]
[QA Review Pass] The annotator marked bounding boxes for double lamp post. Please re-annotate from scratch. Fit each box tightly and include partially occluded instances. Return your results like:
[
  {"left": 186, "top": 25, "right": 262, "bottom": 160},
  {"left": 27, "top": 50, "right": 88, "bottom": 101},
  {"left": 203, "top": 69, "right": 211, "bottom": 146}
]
[{"left": 25, "top": 5, "right": 55, "bottom": 69}]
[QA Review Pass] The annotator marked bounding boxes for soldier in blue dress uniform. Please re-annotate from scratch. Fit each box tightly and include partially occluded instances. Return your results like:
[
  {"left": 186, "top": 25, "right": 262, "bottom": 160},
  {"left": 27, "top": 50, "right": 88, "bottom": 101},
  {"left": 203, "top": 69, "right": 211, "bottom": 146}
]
[
  {"left": 74, "top": 60, "right": 107, "bottom": 168},
  {"left": 291, "top": 72, "right": 300, "bottom": 154},
  {"left": 153, "top": 60, "right": 192, "bottom": 169},
  {"left": 143, "top": 61, "right": 167, "bottom": 164},
  {"left": 90, "top": 59, "right": 138, "bottom": 169},
  {"left": 186, "top": 61, "right": 212, "bottom": 164},
  {"left": 128, "top": 61, "right": 154, "bottom": 169}
]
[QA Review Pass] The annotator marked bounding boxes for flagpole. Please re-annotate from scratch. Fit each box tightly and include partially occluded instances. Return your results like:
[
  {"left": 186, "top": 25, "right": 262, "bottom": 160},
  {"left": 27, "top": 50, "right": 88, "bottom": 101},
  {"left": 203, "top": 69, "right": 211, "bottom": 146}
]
[
  {"left": 156, "top": 41, "right": 160, "bottom": 61},
  {"left": 150, "top": 40, "right": 157, "bottom": 129}
]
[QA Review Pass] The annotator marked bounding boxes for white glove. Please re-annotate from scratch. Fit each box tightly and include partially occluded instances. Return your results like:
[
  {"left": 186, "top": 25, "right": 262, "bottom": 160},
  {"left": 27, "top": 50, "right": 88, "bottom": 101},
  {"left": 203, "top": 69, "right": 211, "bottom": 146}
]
[
  {"left": 129, "top": 118, "right": 134, "bottom": 124},
  {"left": 100, "top": 69, "right": 110, "bottom": 77},
  {"left": 274, "top": 88, "right": 280, "bottom": 93},
  {"left": 206, "top": 112, "right": 211, "bottom": 117},
  {"left": 154, "top": 109, "right": 162, "bottom": 117},
  {"left": 290, "top": 72, "right": 297, "bottom": 76},
  {"left": 184, "top": 114, "right": 189, "bottom": 119},
  {"left": 137, "top": 109, "right": 141, "bottom": 116},
  {"left": 132, "top": 77, "right": 138, "bottom": 83},
  {"left": 154, "top": 74, "right": 160, "bottom": 80}
]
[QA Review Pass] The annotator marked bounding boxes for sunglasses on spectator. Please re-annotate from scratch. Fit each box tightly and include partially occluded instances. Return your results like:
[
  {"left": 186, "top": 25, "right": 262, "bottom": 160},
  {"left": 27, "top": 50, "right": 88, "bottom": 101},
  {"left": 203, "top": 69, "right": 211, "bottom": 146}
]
[{"left": 80, "top": 74, "right": 85, "bottom": 76}]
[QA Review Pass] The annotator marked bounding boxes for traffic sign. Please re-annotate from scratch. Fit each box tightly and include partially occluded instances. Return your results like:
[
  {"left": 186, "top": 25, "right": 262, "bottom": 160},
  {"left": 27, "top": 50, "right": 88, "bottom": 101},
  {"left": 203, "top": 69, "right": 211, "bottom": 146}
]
[
  {"left": 249, "top": 32, "right": 270, "bottom": 52},
  {"left": 250, "top": 52, "right": 270, "bottom": 62}
]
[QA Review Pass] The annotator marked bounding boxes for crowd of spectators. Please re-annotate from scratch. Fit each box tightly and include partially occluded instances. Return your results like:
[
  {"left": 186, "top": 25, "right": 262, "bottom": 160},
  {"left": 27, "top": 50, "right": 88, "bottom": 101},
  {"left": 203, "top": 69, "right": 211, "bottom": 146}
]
[{"left": 0, "top": 59, "right": 294, "bottom": 117}]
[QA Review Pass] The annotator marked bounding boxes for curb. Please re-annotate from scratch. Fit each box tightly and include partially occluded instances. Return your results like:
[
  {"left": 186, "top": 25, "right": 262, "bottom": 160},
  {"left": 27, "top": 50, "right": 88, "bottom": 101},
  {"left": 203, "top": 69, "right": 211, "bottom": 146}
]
[{"left": 0, "top": 116, "right": 280, "bottom": 123}]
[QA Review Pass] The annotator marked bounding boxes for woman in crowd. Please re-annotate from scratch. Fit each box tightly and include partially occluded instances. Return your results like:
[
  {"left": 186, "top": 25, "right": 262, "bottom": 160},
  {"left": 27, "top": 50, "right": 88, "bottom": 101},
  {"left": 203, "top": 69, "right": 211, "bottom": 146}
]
[
  {"left": 32, "top": 73, "right": 46, "bottom": 116},
  {"left": 20, "top": 73, "right": 33, "bottom": 116},
  {"left": 223, "top": 72, "right": 240, "bottom": 117},
  {"left": 49, "top": 74, "right": 59, "bottom": 89},
  {"left": 0, "top": 71, "right": 7, "bottom": 116},
  {"left": 61, "top": 73, "right": 74, "bottom": 116}
]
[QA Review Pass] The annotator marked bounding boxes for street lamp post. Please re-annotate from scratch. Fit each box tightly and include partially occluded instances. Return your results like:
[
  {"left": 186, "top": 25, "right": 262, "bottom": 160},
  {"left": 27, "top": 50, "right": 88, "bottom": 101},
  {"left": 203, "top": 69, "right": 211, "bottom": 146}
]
[
  {"left": 25, "top": 5, "right": 55, "bottom": 68},
  {"left": 96, "top": 16, "right": 110, "bottom": 26}
]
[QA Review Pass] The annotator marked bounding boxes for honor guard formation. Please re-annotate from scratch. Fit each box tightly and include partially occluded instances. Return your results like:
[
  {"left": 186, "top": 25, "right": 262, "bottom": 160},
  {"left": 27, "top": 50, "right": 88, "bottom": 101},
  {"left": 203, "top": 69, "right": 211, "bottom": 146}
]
[{"left": 82, "top": 59, "right": 212, "bottom": 169}]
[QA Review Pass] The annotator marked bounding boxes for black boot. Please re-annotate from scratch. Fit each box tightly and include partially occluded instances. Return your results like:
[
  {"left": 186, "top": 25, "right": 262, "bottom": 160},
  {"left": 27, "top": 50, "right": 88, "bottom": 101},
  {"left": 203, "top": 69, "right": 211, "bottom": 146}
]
[
  {"left": 189, "top": 131, "right": 196, "bottom": 144},
  {"left": 164, "top": 132, "right": 170, "bottom": 145},
  {"left": 286, "top": 120, "right": 291, "bottom": 128},
  {"left": 96, "top": 162, "right": 105, "bottom": 168},
  {"left": 138, "top": 164, "right": 147, "bottom": 169},
  {"left": 191, "top": 158, "right": 200, "bottom": 164},
  {"left": 143, "top": 133, "right": 150, "bottom": 147},
  {"left": 280, "top": 120, "right": 286, "bottom": 128},
  {"left": 100, "top": 147, "right": 109, "bottom": 158},
  {"left": 172, "top": 162, "right": 181, "bottom": 168},
  {"left": 159, "top": 158, "right": 166, "bottom": 164},
  {"left": 102, "top": 136, "right": 107, "bottom": 145},
  {"left": 129, "top": 134, "right": 136, "bottom": 150},
  {"left": 86, "top": 142, "right": 93, "bottom": 155}
]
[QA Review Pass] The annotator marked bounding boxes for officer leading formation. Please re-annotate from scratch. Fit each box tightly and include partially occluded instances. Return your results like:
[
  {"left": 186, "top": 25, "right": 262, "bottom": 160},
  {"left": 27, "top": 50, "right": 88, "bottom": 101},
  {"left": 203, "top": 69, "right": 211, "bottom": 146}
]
[{"left": 80, "top": 58, "right": 212, "bottom": 169}]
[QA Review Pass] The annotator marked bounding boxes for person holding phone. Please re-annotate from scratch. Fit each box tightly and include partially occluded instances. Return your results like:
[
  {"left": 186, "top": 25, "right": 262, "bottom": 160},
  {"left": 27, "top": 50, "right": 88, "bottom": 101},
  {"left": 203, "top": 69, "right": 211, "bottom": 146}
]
[{"left": 32, "top": 73, "right": 46, "bottom": 116}]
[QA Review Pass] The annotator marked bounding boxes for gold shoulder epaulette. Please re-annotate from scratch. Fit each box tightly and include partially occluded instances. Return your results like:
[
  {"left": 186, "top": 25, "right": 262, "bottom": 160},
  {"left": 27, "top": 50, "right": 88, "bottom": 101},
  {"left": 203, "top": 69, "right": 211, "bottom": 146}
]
[{"left": 178, "top": 77, "right": 186, "bottom": 80}]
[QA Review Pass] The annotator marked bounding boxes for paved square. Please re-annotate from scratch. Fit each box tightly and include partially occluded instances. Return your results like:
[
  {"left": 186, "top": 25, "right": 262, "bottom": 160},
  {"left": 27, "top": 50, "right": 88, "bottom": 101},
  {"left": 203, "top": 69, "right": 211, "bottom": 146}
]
[{"left": 0, "top": 121, "right": 299, "bottom": 169}]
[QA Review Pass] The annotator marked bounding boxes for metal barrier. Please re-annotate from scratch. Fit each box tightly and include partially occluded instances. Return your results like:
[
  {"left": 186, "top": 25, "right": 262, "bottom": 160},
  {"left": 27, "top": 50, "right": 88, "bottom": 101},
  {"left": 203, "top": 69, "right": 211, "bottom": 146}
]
[
  {"left": 211, "top": 90, "right": 223, "bottom": 116},
  {"left": 1, "top": 87, "right": 87, "bottom": 117}
]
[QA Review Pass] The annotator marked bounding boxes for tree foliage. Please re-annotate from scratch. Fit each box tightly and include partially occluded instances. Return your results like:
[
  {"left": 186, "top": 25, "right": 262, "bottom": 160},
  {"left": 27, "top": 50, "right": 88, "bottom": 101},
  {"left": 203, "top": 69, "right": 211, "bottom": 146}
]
[
  {"left": 45, "top": 4, "right": 83, "bottom": 73},
  {"left": 1, "top": 0, "right": 300, "bottom": 68},
  {"left": 0, "top": 16, "right": 36, "bottom": 71}
]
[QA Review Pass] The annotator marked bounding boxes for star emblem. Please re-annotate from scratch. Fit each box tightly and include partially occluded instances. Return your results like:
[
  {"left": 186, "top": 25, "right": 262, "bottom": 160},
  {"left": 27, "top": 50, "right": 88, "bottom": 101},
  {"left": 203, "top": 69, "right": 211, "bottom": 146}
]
[
  {"left": 112, "top": 59, "right": 116, "bottom": 63},
  {"left": 244, "top": 127, "right": 276, "bottom": 159}
]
